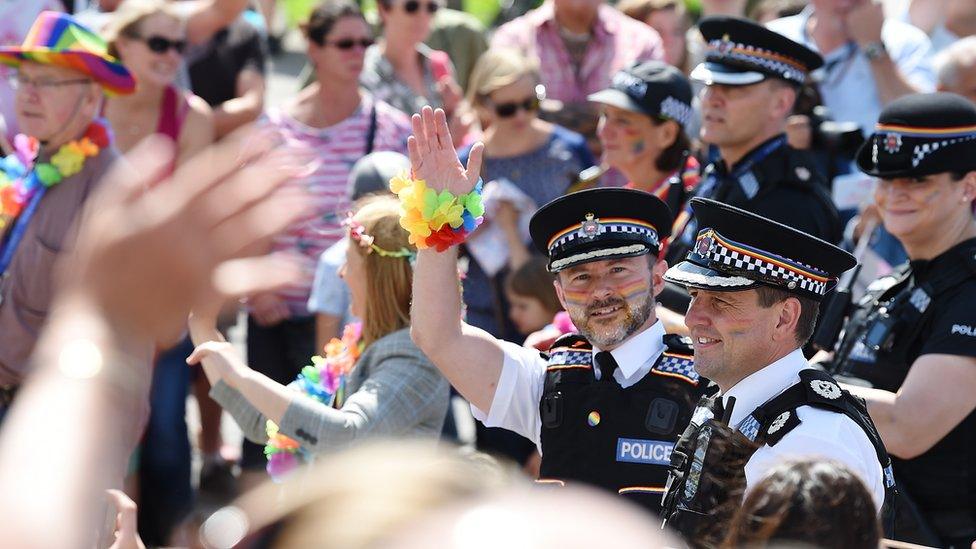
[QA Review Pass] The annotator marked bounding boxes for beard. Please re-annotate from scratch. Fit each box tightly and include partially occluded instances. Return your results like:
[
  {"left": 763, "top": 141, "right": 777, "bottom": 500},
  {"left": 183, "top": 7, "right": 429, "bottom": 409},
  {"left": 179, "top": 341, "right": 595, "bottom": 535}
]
[{"left": 569, "top": 293, "right": 654, "bottom": 348}]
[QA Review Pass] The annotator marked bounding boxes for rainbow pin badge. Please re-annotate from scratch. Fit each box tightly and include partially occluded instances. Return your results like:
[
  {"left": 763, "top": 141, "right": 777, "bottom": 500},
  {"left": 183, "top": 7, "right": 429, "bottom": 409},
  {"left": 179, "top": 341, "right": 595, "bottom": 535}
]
[{"left": 587, "top": 411, "right": 601, "bottom": 427}]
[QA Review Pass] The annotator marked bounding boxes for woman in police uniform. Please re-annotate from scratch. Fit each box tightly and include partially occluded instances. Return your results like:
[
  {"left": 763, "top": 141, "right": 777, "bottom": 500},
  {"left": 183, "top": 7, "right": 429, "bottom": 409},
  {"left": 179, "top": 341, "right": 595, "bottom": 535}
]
[{"left": 829, "top": 92, "right": 976, "bottom": 548}]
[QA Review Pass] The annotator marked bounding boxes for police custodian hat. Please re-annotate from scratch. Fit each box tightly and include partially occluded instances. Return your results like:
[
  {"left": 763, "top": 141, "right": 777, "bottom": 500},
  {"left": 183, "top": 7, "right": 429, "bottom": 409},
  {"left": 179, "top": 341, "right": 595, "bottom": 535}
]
[
  {"left": 691, "top": 16, "right": 823, "bottom": 87},
  {"left": 588, "top": 61, "right": 694, "bottom": 128},
  {"left": 530, "top": 188, "right": 673, "bottom": 273},
  {"left": 664, "top": 198, "right": 855, "bottom": 301},
  {"left": 856, "top": 92, "right": 976, "bottom": 178}
]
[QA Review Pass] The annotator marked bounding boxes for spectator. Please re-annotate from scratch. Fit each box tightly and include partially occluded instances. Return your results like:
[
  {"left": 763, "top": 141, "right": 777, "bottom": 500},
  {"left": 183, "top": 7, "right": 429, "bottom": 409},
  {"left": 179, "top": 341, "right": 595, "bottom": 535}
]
[
  {"left": 589, "top": 61, "right": 698, "bottom": 219},
  {"left": 309, "top": 151, "right": 410, "bottom": 352},
  {"left": 491, "top": 0, "right": 665, "bottom": 153},
  {"left": 187, "top": 13, "right": 267, "bottom": 139},
  {"left": 0, "top": 0, "right": 64, "bottom": 151},
  {"left": 425, "top": 7, "right": 489, "bottom": 92},
  {"left": 885, "top": 0, "right": 976, "bottom": 54},
  {"left": 935, "top": 36, "right": 976, "bottom": 105},
  {"left": 459, "top": 48, "right": 594, "bottom": 341},
  {"left": 0, "top": 11, "right": 137, "bottom": 418},
  {"left": 103, "top": 0, "right": 214, "bottom": 160},
  {"left": 505, "top": 256, "right": 562, "bottom": 338},
  {"left": 188, "top": 196, "right": 451, "bottom": 475},
  {"left": 361, "top": 0, "right": 469, "bottom": 144},
  {"left": 750, "top": 0, "right": 807, "bottom": 23},
  {"left": 767, "top": 0, "right": 936, "bottom": 135},
  {"left": 618, "top": 0, "right": 690, "bottom": 71},
  {"left": 238, "top": 0, "right": 411, "bottom": 491},
  {"left": 723, "top": 459, "right": 882, "bottom": 549},
  {"left": 684, "top": 0, "right": 748, "bottom": 76}
]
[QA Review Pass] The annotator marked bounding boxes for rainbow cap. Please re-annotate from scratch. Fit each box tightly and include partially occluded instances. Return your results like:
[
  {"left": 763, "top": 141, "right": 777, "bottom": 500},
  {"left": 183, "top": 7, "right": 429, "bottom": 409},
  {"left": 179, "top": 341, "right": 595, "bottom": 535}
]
[{"left": 0, "top": 11, "right": 135, "bottom": 96}]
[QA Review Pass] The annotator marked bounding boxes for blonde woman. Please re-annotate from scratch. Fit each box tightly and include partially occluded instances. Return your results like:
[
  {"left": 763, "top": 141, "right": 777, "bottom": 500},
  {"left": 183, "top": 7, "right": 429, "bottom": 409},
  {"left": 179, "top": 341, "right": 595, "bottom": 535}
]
[
  {"left": 187, "top": 196, "right": 450, "bottom": 464},
  {"left": 102, "top": 0, "right": 213, "bottom": 163}
]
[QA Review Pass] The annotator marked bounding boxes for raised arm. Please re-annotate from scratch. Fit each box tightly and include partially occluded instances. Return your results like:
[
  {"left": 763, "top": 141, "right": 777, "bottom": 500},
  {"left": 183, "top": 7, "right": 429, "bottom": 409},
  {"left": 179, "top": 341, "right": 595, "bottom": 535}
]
[{"left": 406, "top": 107, "right": 506, "bottom": 412}]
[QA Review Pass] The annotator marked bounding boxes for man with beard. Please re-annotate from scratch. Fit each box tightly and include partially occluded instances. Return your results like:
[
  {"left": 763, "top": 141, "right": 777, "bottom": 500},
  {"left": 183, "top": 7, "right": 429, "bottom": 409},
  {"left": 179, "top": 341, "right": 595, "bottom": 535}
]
[{"left": 409, "top": 106, "right": 706, "bottom": 515}]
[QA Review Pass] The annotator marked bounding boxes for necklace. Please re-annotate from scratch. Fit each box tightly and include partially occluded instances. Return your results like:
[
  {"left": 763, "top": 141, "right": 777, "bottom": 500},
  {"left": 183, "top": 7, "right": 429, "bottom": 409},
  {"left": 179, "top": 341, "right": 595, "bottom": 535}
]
[{"left": 0, "top": 119, "right": 111, "bottom": 231}]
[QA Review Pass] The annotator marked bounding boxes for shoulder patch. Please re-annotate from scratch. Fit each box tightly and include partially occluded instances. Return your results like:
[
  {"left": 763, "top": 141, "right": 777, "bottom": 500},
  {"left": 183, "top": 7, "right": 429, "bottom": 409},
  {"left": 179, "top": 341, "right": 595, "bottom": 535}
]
[
  {"left": 652, "top": 351, "right": 699, "bottom": 385},
  {"left": 762, "top": 410, "right": 802, "bottom": 446},
  {"left": 798, "top": 369, "right": 847, "bottom": 408},
  {"left": 547, "top": 333, "right": 592, "bottom": 371}
]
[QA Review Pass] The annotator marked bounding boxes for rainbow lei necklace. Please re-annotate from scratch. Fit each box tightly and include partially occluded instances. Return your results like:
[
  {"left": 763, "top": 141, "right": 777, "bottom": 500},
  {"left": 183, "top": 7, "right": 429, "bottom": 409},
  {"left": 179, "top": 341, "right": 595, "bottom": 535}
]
[
  {"left": 264, "top": 322, "right": 364, "bottom": 480},
  {"left": 0, "top": 119, "right": 111, "bottom": 230}
]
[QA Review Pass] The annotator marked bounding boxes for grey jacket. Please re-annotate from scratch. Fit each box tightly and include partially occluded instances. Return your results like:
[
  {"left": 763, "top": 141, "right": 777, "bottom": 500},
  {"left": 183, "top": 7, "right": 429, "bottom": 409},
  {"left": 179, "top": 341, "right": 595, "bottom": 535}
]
[{"left": 211, "top": 327, "right": 450, "bottom": 454}]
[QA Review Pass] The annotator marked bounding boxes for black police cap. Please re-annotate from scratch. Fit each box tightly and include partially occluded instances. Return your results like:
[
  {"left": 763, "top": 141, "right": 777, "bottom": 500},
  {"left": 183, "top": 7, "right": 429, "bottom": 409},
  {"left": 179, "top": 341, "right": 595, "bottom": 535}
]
[
  {"left": 855, "top": 92, "right": 976, "bottom": 178},
  {"left": 664, "top": 198, "right": 855, "bottom": 301},
  {"left": 691, "top": 16, "right": 823, "bottom": 86},
  {"left": 529, "top": 188, "right": 673, "bottom": 273},
  {"left": 588, "top": 61, "right": 694, "bottom": 128}
]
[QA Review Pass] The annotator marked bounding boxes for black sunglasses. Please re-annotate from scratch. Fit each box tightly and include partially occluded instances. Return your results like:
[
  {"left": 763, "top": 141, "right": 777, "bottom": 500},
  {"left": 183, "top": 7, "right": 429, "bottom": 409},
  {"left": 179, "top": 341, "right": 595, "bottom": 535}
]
[
  {"left": 141, "top": 35, "right": 187, "bottom": 55},
  {"left": 325, "top": 37, "right": 374, "bottom": 50},
  {"left": 492, "top": 96, "right": 540, "bottom": 118},
  {"left": 403, "top": 0, "right": 440, "bottom": 14}
]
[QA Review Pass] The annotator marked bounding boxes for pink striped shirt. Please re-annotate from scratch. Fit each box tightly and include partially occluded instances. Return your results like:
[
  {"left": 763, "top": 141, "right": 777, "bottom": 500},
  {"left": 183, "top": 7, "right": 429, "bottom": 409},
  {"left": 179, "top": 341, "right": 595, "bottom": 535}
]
[
  {"left": 491, "top": 2, "right": 664, "bottom": 104},
  {"left": 260, "top": 95, "right": 411, "bottom": 315}
]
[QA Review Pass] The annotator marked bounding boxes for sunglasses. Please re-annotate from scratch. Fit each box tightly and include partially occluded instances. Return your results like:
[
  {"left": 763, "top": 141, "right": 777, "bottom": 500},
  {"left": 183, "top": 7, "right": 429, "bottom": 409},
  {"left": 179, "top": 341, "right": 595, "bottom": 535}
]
[
  {"left": 402, "top": 0, "right": 440, "bottom": 14},
  {"left": 140, "top": 35, "right": 187, "bottom": 55},
  {"left": 491, "top": 96, "right": 540, "bottom": 118},
  {"left": 324, "top": 37, "right": 375, "bottom": 50}
]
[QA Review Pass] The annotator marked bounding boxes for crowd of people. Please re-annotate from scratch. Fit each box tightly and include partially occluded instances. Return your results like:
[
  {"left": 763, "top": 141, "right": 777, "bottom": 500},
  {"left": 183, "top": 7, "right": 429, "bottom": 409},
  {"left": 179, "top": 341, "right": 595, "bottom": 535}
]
[{"left": 0, "top": 0, "right": 974, "bottom": 547}]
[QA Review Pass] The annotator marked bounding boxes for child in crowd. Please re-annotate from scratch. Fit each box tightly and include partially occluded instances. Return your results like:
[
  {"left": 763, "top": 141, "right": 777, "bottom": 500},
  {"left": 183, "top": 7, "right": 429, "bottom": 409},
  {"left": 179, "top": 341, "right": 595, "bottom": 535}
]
[{"left": 504, "top": 255, "right": 563, "bottom": 339}]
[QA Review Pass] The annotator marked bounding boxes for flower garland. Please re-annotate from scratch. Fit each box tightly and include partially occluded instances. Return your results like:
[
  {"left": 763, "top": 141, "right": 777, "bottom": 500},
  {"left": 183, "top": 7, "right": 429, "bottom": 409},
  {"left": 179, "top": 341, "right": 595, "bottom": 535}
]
[
  {"left": 389, "top": 173, "right": 485, "bottom": 252},
  {"left": 264, "top": 322, "right": 363, "bottom": 480},
  {"left": 0, "top": 119, "right": 111, "bottom": 230}
]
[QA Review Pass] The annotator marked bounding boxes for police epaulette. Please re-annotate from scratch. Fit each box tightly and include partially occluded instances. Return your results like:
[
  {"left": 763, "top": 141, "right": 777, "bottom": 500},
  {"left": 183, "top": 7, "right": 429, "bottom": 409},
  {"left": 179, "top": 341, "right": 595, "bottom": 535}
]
[
  {"left": 546, "top": 333, "right": 593, "bottom": 371},
  {"left": 652, "top": 334, "right": 699, "bottom": 385}
]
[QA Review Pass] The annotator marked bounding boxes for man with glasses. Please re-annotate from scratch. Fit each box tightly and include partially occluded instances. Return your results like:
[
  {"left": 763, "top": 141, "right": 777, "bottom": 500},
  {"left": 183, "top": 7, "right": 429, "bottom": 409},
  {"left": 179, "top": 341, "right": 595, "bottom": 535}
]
[
  {"left": 0, "top": 11, "right": 135, "bottom": 420},
  {"left": 492, "top": 0, "right": 666, "bottom": 155}
]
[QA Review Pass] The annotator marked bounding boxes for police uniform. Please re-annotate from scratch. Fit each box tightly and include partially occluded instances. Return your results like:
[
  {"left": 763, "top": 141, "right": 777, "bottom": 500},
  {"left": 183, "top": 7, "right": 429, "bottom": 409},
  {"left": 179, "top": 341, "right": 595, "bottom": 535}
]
[
  {"left": 660, "top": 198, "right": 894, "bottom": 546},
  {"left": 667, "top": 16, "right": 841, "bottom": 267},
  {"left": 471, "top": 188, "right": 707, "bottom": 514},
  {"left": 830, "top": 93, "right": 976, "bottom": 547}
]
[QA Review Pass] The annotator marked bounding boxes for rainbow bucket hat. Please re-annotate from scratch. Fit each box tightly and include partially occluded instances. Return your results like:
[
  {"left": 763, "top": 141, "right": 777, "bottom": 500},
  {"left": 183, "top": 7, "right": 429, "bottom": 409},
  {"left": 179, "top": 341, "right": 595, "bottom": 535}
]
[{"left": 0, "top": 11, "right": 135, "bottom": 96}]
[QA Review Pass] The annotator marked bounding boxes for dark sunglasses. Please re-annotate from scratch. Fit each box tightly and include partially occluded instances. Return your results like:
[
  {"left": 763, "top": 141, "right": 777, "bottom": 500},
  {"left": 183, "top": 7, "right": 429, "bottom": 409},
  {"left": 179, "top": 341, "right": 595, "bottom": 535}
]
[
  {"left": 492, "top": 96, "right": 540, "bottom": 118},
  {"left": 141, "top": 35, "right": 187, "bottom": 55},
  {"left": 403, "top": 0, "right": 440, "bottom": 14},
  {"left": 324, "top": 37, "right": 375, "bottom": 50}
]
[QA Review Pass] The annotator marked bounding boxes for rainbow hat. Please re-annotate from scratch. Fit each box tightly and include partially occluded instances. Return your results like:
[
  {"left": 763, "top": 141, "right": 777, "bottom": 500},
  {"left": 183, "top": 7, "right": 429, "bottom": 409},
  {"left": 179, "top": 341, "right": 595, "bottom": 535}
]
[{"left": 0, "top": 11, "right": 134, "bottom": 96}]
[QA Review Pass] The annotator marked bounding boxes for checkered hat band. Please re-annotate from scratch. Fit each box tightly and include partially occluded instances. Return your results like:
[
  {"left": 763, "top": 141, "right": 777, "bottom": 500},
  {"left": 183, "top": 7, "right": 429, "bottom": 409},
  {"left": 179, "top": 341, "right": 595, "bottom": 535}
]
[
  {"left": 548, "top": 219, "right": 660, "bottom": 251},
  {"left": 908, "top": 134, "right": 976, "bottom": 167},
  {"left": 707, "top": 40, "right": 808, "bottom": 83},
  {"left": 692, "top": 230, "right": 832, "bottom": 296}
]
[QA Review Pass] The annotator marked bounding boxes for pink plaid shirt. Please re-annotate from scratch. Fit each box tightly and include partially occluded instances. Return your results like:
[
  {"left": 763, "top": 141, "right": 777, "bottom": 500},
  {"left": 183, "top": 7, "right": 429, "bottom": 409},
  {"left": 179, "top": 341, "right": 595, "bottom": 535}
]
[{"left": 491, "top": 2, "right": 664, "bottom": 104}]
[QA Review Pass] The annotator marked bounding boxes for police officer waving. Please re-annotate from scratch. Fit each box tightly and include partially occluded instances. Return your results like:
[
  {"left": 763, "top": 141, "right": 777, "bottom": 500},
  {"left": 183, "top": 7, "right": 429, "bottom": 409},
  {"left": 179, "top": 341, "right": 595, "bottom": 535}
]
[
  {"left": 829, "top": 92, "right": 976, "bottom": 548},
  {"left": 660, "top": 198, "right": 893, "bottom": 546},
  {"left": 408, "top": 106, "right": 706, "bottom": 514},
  {"left": 667, "top": 16, "right": 841, "bottom": 268}
]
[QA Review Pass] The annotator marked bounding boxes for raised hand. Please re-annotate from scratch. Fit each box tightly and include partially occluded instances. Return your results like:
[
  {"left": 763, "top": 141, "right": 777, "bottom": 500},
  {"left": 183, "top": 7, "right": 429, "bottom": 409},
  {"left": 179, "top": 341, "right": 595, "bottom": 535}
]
[{"left": 407, "top": 106, "right": 484, "bottom": 196}]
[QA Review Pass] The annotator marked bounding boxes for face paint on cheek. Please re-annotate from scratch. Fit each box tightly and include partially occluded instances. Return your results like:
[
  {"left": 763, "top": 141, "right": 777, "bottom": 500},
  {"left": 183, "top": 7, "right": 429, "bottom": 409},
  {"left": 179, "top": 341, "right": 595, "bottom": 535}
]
[
  {"left": 630, "top": 139, "right": 646, "bottom": 155},
  {"left": 561, "top": 287, "right": 590, "bottom": 308},
  {"left": 618, "top": 278, "right": 651, "bottom": 304}
]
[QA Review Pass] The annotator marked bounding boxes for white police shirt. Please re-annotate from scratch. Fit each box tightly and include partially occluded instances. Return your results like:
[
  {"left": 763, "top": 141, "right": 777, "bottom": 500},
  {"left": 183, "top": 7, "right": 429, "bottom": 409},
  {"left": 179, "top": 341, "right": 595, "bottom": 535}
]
[
  {"left": 722, "top": 348, "right": 885, "bottom": 511},
  {"left": 768, "top": 7, "right": 935, "bottom": 134},
  {"left": 471, "top": 321, "right": 667, "bottom": 451}
]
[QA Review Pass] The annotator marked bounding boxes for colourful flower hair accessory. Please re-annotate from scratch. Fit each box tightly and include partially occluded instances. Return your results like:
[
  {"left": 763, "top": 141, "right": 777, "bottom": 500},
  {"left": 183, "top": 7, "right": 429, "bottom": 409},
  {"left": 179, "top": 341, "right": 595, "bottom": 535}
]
[
  {"left": 389, "top": 173, "right": 485, "bottom": 252},
  {"left": 264, "top": 322, "right": 363, "bottom": 481},
  {"left": 0, "top": 118, "right": 111, "bottom": 231},
  {"left": 343, "top": 211, "right": 416, "bottom": 260}
]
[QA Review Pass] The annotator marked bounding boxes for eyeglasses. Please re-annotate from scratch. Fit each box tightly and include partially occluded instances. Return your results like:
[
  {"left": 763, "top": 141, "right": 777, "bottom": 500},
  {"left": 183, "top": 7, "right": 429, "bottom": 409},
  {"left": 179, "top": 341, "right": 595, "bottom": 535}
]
[
  {"left": 324, "top": 37, "right": 375, "bottom": 50},
  {"left": 137, "top": 35, "right": 187, "bottom": 55},
  {"left": 8, "top": 74, "right": 92, "bottom": 91},
  {"left": 491, "top": 96, "right": 541, "bottom": 118},
  {"left": 402, "top": 0, "right": 440, "bottom": 14}
]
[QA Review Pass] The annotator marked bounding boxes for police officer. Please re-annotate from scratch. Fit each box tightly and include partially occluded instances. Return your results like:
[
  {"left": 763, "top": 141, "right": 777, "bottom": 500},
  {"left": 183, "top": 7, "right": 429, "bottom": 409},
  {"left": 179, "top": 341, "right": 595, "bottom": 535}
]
[
  {"left": 667, "top": 16, "right": 841, "bottom": 268},
  {"left": 588, "top": 61, "right": 698, "bottom": 217},
  {"left": 660, "top": 197, "right": 893, "bottom": 546},
  {"left": 828, "top": 92, "right": 976, "bottom": 548},
  {"left": 409, "top": 106, "right": 706, "bottom": 514}
]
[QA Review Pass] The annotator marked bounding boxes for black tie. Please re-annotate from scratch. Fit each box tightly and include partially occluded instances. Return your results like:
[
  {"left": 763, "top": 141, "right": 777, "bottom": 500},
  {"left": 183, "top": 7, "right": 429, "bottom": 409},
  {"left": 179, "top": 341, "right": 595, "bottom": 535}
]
[{"left": 594, "top": 351, "right": 618, "bottom": 384}]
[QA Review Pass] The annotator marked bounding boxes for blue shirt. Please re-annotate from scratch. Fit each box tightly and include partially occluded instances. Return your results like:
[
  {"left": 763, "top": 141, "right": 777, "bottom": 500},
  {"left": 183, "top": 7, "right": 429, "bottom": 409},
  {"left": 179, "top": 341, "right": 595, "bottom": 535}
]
[{"left": 768, "top": 8, "right": 936, "bottom": 133}]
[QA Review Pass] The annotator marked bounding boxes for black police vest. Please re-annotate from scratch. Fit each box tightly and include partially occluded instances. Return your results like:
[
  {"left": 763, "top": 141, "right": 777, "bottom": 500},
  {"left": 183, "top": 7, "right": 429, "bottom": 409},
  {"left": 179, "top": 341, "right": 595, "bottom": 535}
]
[
  {"left": 832, "top": 241, "right": 976, "bottom": 546},
  {"left": 661, "top": 369, "right": 897, "bottom": 548},
  {"left": 538, "top": 333, "right": 705, "bottom": 515}
]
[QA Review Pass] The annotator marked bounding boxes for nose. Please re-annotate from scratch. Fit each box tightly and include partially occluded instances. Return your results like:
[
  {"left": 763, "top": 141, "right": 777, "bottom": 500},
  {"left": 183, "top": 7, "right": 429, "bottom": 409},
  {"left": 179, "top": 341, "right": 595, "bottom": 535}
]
[
  {"left": 684, "top": 296, "right": 707, "bottom": 330},
  {"left": 701, "top": 86, "right": 723, "bottom": 107}
]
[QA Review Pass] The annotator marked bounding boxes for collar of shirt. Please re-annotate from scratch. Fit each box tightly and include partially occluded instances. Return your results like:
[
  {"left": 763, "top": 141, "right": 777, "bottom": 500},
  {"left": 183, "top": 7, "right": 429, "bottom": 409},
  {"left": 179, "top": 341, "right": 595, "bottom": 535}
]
[
  {"left": 591, "top": 319, "right": 666, "bottom": 384},
  {"left": 721, "top": 348, "right": 807, "bottom": 427}
]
